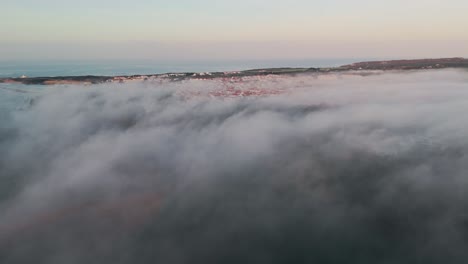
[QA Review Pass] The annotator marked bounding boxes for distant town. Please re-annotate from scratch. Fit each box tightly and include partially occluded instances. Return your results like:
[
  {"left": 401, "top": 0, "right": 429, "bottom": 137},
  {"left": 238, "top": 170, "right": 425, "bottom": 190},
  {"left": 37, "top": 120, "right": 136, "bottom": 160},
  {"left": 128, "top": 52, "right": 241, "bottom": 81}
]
[{"left": 1, "top": 58, "right": 467, "bottom": 85}]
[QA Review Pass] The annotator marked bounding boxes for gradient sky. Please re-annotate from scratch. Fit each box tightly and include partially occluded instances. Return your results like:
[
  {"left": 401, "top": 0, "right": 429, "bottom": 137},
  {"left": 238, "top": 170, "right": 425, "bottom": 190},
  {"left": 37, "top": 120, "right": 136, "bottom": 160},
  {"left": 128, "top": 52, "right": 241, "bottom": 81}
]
[{"left": 2, "top": 0, "right": 468, "bottom": 60}]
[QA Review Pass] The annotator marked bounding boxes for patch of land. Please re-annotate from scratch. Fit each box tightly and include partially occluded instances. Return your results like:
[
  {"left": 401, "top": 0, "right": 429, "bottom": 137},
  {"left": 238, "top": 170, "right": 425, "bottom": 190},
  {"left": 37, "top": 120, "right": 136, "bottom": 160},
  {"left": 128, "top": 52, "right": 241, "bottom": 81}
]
[
  {"left": 339, "top": 57, "right": 468, "bottom": 70},
  {"left": 1, "top": 58, "right": 467, "bottom": 85}
]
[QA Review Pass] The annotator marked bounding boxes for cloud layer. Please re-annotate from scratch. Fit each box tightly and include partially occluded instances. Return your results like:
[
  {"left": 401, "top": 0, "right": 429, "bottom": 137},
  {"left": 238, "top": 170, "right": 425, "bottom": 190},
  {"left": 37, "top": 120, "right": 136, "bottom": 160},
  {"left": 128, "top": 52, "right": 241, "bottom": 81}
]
[{"left": 1, "top": 70, "right": 468, "bottom": 263}]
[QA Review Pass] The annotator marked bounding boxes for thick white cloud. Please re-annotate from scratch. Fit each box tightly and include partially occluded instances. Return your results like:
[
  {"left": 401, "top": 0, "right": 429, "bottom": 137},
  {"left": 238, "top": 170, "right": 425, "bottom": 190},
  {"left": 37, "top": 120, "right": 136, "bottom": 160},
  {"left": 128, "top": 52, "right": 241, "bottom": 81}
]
[{"left": 1, "top": 69, "right": 468, "bottom": 263}]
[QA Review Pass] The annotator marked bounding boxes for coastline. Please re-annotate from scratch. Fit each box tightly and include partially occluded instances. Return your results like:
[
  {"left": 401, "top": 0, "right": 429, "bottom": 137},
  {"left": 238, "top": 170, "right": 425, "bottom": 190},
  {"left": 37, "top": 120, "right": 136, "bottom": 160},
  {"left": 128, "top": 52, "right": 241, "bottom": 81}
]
[{"left": 1, "top": 57, "right": 467, "bottom": 85}]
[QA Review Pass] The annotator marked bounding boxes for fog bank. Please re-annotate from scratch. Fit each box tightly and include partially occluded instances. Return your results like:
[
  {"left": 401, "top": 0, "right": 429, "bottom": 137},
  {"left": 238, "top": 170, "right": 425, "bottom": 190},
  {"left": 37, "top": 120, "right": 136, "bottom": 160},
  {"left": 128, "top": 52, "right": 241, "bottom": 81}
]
[{"left": 1, "top": 70, "right": 468, "bottom": 264}]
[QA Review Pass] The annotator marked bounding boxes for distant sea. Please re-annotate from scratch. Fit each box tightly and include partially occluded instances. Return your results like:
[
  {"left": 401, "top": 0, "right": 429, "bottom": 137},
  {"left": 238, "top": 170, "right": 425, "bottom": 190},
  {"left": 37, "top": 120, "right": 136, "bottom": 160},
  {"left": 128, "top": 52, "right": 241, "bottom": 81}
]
[{"left": 0, "top": 58, "right": 368, "bottom": 78}]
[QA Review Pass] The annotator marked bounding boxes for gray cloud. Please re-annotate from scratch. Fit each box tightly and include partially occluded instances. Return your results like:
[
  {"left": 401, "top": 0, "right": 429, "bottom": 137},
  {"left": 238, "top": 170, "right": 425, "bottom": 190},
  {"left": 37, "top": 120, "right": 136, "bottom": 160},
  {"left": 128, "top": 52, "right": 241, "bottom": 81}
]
[{"left": 1, "top": 70, "right": 468, "bottom": 264}]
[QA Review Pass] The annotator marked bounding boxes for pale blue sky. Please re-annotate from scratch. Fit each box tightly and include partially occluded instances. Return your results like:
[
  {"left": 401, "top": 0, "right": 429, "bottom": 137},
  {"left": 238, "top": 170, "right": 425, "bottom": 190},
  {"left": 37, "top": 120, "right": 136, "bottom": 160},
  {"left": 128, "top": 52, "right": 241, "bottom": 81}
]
[{"left": 1, "top": 0, "right": 468, "bottom": 60}]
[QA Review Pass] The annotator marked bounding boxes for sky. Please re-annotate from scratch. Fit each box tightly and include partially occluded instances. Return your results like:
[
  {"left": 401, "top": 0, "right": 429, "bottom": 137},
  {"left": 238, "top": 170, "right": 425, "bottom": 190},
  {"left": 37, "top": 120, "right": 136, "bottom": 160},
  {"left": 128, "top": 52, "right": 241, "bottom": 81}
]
[{"left": 1, "top": 0, "right": 468, "bottom": 61}]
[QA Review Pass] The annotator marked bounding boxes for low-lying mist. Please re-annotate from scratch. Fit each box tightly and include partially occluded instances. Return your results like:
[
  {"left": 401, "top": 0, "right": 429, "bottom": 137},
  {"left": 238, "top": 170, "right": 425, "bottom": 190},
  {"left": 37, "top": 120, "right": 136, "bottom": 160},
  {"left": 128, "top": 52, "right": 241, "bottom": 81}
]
[{"left": 1, "top": 70, "right": 468, "bottom": 264}]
